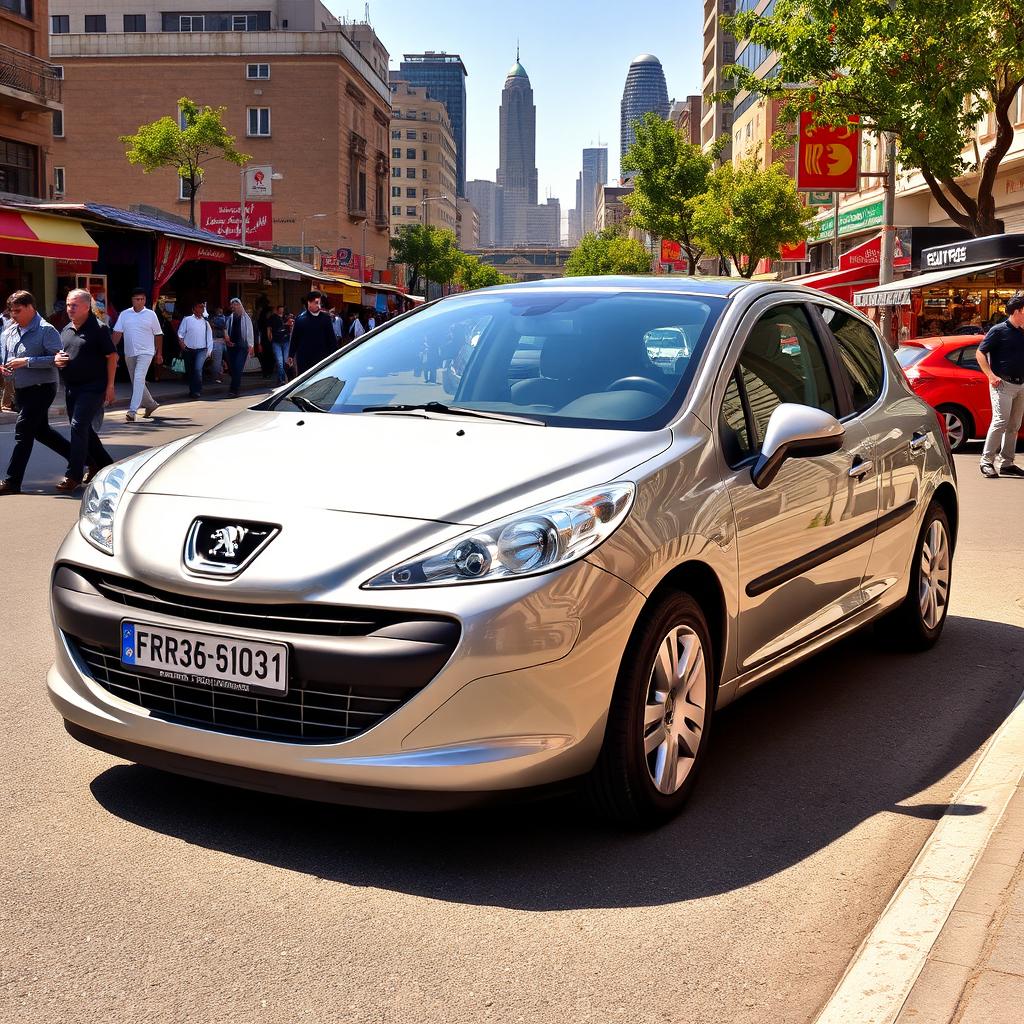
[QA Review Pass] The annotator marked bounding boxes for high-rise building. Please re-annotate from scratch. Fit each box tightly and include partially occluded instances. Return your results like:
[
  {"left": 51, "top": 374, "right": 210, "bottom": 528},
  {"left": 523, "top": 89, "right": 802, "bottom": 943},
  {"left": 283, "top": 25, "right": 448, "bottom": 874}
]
[
  {"left": 398, "top": 52, "right": 468, "bottom": 197},
  {"left": 465, "top": 179, "right": 502, "bottom": 247},
  {"left": 496, "top": 57, "right": 538, "bottom": 245},
  {"left": 620, "top": 55, "right": 670, "bottom": 178},
  {"left": 387, "top": 80, "right": 458, "bottom": 237},
  {"left": 455, "top": 197, "right": 480, "bottom": 250},
  {"left": 581, "top": 146, "right": 608, "bottom": 235},
  {"left": 670, "top": 95, "right": 703, "bottom": 146},
  {"left": 527, "top": 197, "right": 560, "bottom": 247},
  {"left": 701, "top": 0, "right": 735, "bottom": 163}
]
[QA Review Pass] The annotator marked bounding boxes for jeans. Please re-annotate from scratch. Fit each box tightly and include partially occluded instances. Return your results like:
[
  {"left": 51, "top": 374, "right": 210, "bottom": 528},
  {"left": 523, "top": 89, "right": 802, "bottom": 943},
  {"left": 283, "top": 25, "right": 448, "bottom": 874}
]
[
  {"left": 272, "top": 341, "right": 289, "bottom": 384},
  {"left": 981, "top": 379, "right": 1024, "bottom": 468},
  {"left": 182, "top": 347, "right": 204, "bottom": 397},
  {"left": 125, "top": 352, "right": 157, "bottom": 414},
  {"left": 208, "top": 341, "right": 226, "bottom": 380},
  {"left": 227, "top": 344, "right": 249, "bottom": 395},
  {"left": 4, "top": 382, "right": 70, "bottom": 487},
  {"left": 65, "top": 385, "right": 112, "bottom": 482}
]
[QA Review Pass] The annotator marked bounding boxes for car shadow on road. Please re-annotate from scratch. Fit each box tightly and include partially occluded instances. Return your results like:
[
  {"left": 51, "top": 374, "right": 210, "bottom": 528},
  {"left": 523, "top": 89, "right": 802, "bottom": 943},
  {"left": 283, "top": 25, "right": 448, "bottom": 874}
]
[{"left": 88, "top": 614, "right": 1024, "bottom": 911}]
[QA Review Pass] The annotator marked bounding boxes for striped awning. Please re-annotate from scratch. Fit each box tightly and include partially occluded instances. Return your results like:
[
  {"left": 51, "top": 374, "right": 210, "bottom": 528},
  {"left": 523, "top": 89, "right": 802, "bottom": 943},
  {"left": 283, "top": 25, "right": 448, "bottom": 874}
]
[{"left": 0, "top": 208, "right": 98, "bottom": 261}]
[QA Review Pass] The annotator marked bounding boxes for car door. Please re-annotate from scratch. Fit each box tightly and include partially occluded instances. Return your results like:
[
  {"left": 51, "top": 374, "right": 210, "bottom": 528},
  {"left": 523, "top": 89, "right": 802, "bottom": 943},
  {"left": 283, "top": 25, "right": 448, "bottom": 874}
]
[
  {"left": 811, "top": 303, "right": 924, "bottom": 602},
  {"left": 717, "top": 301, "right": 878, "bottom": 672}
]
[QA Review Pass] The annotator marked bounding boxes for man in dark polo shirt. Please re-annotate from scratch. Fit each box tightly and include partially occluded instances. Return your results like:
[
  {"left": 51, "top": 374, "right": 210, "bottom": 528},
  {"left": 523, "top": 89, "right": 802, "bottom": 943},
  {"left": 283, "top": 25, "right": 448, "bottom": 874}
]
[
  {"left": 977, "top": 294, "right": 1024, "bottom": 478},
  {"left": 53, "top": 288, "right": 116, "bottom": 492}
]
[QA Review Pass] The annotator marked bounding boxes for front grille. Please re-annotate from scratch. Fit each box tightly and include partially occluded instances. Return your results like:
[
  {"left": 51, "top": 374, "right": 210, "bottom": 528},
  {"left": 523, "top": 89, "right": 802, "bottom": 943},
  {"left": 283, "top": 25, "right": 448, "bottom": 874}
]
[
  {"left": 76, "top": 569, "right": 455, "bottom": 639},
  {"left": 74, "top": 640, "right": 407, "bottom": 744}
]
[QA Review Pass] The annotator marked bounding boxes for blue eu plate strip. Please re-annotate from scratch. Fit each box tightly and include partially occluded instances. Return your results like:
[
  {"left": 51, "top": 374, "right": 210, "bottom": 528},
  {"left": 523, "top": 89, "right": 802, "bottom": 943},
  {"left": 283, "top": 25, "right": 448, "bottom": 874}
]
[{"left": 121, "top": 623, "right": 136, "bottom": 665}]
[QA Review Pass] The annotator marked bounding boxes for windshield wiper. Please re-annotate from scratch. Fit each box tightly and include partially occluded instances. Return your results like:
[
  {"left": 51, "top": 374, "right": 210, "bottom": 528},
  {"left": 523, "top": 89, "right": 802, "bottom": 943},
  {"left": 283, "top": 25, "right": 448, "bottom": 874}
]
[
  {"left": 288, "top": 394, "right": 330, "bottom": 413},
  {"left": 359, "top": 401, "right": 545, "bottom": 425}
]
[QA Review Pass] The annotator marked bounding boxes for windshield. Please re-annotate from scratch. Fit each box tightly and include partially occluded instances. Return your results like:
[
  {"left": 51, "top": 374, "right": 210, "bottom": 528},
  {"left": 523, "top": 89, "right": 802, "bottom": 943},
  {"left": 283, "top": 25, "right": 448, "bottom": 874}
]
[
  {"left": 271, "top": 290, "right": 725, "bottom": 429},
  {"left": 896, "top": 345, "right": 930, "bottom": 369}
]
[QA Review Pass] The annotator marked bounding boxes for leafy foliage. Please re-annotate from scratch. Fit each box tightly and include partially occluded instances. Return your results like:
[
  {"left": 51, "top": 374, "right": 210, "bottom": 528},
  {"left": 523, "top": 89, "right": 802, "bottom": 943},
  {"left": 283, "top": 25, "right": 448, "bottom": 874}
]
[
  {"left": 390, "top": 224, "right": 465, "bottom": 292},
  {"left": 454, "top": 255, "right": 512, "bottom": 291},
  {"left": 725, "top": 0, "right": 1024, "bottom": 235},
  {"left": 564, "top": 226, "right": 653, "bottom": 277},
  {"left": 621, "top": 113, "right": 719, "bottom": 273},
  {"left": 689, "top": 158, "right": 817, "bottom": 278},
  {"left": 120, "top": 98, "right": 248, "bottom": 227}
]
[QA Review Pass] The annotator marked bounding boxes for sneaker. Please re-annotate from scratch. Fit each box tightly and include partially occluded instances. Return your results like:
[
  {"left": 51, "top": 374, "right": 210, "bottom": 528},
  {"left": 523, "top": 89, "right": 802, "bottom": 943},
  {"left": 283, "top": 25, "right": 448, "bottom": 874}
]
[
  {"left": 0, "top": 479, "right": 21, "bottom": 495},
  {"left": 980, "top": 463, "right": 999, "bottom": 478},
  {"left": 143, "top": 404, "right": 159, "bottom": 418},
  {"left": 125, "top": 410, "right": 136, "bottom": 422},
  {"left": 1000, "top": 464, "right": 1024, "bottom": 477}
]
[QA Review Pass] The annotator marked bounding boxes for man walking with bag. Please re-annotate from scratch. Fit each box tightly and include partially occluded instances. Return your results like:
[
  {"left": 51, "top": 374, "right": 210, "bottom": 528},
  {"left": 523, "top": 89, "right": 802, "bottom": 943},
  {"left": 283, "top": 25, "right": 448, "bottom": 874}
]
[
  {"left": 978, "top": 294, "right": 1024, "bottom": 478},
  {"left": 177, "top": 300, "right": 212, "bottom": 399},
  {"left": 224, "top": 297, "right": 255, "bottom": 398},
  {"left": 112, "top": 287, "right": 162, "bottom": 421}
]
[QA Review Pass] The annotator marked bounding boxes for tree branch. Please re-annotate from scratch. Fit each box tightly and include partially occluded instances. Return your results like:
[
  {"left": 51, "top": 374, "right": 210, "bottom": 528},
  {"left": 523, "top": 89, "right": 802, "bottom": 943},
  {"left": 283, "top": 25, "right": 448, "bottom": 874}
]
[{"left": 919, "top": 167, "right": 973, "bottom": 230}]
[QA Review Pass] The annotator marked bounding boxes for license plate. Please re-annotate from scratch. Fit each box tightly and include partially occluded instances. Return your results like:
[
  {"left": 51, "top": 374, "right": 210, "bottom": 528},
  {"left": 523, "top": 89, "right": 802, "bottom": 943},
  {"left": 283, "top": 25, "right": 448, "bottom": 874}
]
[{"left": 120, "top": 621, "right": 288, "bottom": 697}]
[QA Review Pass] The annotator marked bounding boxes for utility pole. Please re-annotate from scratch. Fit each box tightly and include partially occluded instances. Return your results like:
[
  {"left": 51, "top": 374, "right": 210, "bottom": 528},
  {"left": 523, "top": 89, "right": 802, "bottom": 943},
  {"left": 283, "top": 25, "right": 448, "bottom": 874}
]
[{"left": 877, "top": 132, "right": 898, "bottom": 348}]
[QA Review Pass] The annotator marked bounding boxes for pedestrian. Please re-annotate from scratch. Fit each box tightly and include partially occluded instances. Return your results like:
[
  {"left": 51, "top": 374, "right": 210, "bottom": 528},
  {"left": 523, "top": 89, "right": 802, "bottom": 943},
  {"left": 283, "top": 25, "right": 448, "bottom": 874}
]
[
  {"left": 255, "top": 294, "right": 275, "bottom": 380},
  {"left": 351, "top": 309, "right": 366, "bottom": 338},
  {"left": 112, "top": 287, "right": 162, "bottom": 421},
  {"left": 329, "top": 306, "right": 344, "bottom": 345},
  {"left": 367, "top": 309, "right": 377, "bottom": 331},
  {"left": 1, "top": 302, "right": 17, "bottom": 412},
  {"left": 977, "top": 293, "right": 1024, "bottom": 479},
  {"left": 209, "top": 305, "right": 227, "bottom": 384},
  {"left": 177, "top": 300, "right": 212, "bottom": 399},
  {"left": 286, "top": 290, "right": 336, "bottom": 375},
  {"left": 53, "top": 288, "right": 116, "bottom": 493},
  {"left": 224, "top": 297, "right": 255, "bottom": 398},
  {"left": 267, "top": 304, "right": 289, "bottom": 384},
  {"left": 0, "top": 290, "right": 71, "bottom": 495}
]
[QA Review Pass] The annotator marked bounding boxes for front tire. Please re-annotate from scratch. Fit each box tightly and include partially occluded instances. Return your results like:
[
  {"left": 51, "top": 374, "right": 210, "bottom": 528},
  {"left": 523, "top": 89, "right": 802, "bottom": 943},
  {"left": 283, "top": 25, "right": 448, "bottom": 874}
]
[
  {"left": 876, "top": 500, "right": 952, "bottom": 650},
  {"left": 588, "top": 592, "right": 715, "bottom": 827}
]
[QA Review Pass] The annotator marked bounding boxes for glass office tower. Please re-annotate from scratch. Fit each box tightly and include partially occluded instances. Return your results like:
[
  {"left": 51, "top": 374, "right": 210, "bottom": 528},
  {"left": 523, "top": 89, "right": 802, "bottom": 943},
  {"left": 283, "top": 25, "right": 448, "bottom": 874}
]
[{"left": 620, "top": 54, "right": 670, "bottom": 176}]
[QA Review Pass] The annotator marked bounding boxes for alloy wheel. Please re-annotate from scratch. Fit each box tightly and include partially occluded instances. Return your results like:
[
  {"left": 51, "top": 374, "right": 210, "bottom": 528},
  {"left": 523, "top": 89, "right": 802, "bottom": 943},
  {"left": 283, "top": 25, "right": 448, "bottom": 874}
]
[
  {"left": 942, "top": 411, "right": 966, "bottom": 450},
  {"left": 918, "top": 519, "right": 950, "bottom": 630},
  {"left": 642, "top": 625, "right": 708, "bottom": 795}
]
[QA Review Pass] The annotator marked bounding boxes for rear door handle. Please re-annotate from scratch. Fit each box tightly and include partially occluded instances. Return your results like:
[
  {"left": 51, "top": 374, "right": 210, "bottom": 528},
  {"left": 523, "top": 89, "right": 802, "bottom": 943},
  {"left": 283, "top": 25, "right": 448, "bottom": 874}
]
[{"left": 848, "top": 457, "right": 873, "bottom": 478}]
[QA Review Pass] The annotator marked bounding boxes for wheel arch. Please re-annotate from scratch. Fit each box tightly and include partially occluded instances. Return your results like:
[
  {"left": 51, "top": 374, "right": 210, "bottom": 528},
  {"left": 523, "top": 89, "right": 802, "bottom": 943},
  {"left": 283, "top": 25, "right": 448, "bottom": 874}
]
[{"left": 931, "top": 481, "right": 959, "bottom": 552}]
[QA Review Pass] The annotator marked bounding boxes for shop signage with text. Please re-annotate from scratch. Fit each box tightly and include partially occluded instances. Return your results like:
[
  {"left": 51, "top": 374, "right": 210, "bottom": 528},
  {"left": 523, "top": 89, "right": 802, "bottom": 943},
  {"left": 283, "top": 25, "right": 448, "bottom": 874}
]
[
  {"left": 814, "top": 200, "right": 884, "bottom": 240},
  {"left": 797, "top": 113, "right": 861, "bottom": 193},
  {"left": 199, "top": 201, "right": 273, "bottom": 245},
  {"left": 244, "top": 166, "right": 274, "bottom": 198},
  {"left": 839, "top": 233, "right": 911, "bottom": 270}
]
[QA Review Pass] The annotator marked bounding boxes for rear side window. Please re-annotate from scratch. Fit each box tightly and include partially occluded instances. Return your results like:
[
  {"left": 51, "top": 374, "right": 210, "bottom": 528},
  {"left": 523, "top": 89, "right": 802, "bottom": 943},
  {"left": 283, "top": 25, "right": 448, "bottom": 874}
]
[
  {"left": 820, "top": 307, "right": 885, "bottom": 413},
  {"left": 897, "top": 345, "right": 930, "bottom": 369},
  {"left": 954, "top": 344, "right": 980, "bottom": 371}
]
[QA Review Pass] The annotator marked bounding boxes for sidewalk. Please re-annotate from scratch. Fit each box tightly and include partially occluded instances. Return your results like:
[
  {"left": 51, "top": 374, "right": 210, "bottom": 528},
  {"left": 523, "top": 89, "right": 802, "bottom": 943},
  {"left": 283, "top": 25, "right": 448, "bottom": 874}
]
[{"left": 895, "top": 777, "right": 1024, "bottom": 1024}]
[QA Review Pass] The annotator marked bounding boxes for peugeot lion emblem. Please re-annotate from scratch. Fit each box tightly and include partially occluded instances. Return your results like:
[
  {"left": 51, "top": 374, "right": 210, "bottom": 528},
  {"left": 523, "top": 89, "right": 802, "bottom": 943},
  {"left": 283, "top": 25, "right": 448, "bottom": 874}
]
[{"left": 184, "top": 518, "right": 279, "bottom": 577}]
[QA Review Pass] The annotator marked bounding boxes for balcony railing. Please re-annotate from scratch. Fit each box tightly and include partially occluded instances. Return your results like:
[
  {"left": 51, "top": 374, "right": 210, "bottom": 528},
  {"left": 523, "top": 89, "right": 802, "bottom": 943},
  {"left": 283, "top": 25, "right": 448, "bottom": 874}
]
[{"left": 0, "top": 43, "right": 63, "bottom": 109}]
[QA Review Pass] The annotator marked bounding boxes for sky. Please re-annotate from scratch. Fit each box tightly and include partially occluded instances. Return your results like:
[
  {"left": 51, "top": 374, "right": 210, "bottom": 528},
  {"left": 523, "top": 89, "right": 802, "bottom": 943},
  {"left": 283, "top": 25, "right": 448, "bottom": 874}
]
[{"left": 326, "top": 0, "right": 705, "bottom": 229}]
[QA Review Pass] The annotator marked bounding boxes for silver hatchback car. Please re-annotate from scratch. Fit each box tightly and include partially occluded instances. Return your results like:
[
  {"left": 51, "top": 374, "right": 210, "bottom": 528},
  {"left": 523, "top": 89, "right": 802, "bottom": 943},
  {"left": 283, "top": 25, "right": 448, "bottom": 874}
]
[{"left": 48, "top": 278, "right": 957, "bottom": 826}]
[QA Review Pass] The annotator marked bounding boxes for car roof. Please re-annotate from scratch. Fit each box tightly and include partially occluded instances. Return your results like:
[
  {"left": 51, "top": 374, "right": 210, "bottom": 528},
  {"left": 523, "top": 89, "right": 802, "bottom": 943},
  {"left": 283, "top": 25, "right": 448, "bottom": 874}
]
[{"left": 902, "top": 335, "right": 980, "bottom": 350}]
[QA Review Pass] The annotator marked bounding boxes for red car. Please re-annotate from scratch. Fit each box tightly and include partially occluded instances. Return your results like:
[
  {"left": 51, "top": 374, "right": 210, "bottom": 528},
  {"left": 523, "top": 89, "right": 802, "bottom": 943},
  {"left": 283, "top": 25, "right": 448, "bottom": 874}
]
[{"left": 897, "top": 334, "right": 1024, "bottom": 452}]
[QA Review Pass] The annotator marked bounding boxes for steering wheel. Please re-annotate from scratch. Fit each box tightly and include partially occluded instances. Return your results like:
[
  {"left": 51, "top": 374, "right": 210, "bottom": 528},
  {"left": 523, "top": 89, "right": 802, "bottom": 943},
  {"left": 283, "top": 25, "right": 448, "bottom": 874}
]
[{"left": 607, "top": 376, "right": 671, "bottom": 399}]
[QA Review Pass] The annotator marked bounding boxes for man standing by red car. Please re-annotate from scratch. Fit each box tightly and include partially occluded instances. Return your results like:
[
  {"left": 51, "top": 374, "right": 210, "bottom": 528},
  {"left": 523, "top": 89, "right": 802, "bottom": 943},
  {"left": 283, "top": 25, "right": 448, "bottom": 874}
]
[{"left": 977, "top": 294, "right": 1024, "bottom": 479}]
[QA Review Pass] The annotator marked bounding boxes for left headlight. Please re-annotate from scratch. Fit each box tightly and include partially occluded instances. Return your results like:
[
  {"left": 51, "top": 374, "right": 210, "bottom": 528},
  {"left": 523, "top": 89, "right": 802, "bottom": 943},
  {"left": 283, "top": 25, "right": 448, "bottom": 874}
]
[
  {"left": 79, "top": 449, "right": 160, "bottom": 555},
  {"left": 363, "top": 482, "right": 636, "bottom": 589}
]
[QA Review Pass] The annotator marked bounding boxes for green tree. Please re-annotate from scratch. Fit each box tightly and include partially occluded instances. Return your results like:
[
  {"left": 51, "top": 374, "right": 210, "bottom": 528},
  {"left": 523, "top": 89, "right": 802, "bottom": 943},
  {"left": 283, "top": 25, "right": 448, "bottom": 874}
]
[
  {"left": 120, "top": 97, "right": 248, "bottom": 227},
  {"left": 726, "top": 0, "right": 1024, "bottom": 236},
  {"left": 621, "top": 112, "right": 718, "bottom": 274},
  {"left": 564, "top": 226, "right": 653, "bottom": 277},
  {"left": 390, "top": 224, "right": 463, "bottom": 294},
  {"left": 454, "top": 254, "right": 512, "bottom": 290},
  {"left": 689, "top": 157, "right": 816, "bottom": 278}
]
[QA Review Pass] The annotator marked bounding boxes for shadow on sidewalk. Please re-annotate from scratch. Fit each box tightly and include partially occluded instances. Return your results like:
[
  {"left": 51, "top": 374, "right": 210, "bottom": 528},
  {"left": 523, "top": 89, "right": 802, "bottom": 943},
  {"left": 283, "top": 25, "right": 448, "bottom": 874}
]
[{"left": 87, "top": 613, "right": 1024, "bottom": 910}]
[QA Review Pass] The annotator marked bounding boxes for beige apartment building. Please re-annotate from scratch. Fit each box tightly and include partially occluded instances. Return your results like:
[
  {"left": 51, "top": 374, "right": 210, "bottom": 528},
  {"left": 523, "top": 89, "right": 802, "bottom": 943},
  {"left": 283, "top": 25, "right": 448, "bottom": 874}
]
[
  {"left": 455, "top": 196, "right": 479, "bottom": 249},
  {"left": 47, "top": 2, "right": 392, "bottom": 271},
  {"left": 387, "top": 79, "right": 457, "bottom": 237},
  {"left": 701, "top": 0, "right": 734, "bottom": 163}
]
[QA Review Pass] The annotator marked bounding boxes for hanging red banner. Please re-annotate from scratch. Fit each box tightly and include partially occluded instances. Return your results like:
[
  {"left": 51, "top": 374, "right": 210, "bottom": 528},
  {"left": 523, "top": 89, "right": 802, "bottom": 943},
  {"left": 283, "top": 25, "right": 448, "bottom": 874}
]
[
  {"left": 660, "top": 239, "right": 682, "bottom": 263},
  {"left": 780, "top": 240, "right": 809, "bottom": 261},
  {"left": 797, "top": 113, "right": 861, "bottom": 193}
]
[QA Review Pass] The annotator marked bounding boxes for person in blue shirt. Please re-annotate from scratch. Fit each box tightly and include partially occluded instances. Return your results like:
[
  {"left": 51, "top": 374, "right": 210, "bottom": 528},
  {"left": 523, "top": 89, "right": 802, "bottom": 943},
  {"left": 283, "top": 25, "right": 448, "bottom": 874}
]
[
  {"left": 977, "top": 293, "right": 1024, "bottom": 478},
  {"left": 0, "top": 290, "right": 71, "bottom": 495}
]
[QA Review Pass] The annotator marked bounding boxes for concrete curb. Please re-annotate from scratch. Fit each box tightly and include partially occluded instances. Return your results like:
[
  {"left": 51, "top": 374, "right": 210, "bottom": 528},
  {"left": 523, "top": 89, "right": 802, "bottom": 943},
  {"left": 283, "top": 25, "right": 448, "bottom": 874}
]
[{"left": 812, "top": 685, "right": 1024, "bottom": 1024}]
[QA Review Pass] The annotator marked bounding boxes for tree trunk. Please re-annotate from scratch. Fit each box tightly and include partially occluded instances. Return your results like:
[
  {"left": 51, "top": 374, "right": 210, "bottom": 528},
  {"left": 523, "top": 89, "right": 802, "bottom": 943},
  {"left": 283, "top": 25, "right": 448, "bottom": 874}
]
[{"left": 188, "top": 175, "right": 197, "bottom": 227}]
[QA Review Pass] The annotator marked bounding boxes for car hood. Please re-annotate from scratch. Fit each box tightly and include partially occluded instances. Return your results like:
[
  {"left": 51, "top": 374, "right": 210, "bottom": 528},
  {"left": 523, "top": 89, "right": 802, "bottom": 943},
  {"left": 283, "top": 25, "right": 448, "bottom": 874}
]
[{"left": 135, "top": 410, "right": 671, "bottom": 525}]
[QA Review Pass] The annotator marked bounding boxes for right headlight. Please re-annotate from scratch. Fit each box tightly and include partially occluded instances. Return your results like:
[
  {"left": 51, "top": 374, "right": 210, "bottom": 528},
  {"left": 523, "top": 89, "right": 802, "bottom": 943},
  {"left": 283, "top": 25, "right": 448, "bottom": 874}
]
[{"left": 363, "top": 482, "right": 635, "bottom": 589}]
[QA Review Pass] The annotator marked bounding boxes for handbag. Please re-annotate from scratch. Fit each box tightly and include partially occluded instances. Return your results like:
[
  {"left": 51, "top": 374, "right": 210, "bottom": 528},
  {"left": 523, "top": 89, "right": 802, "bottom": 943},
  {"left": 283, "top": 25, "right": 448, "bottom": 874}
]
[{"left": 170, "top": 356, "right": 185, "bottom": 375}]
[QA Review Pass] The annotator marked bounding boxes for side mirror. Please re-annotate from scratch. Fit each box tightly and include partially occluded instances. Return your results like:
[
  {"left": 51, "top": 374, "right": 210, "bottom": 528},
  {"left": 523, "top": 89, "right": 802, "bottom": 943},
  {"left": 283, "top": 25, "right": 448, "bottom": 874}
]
[{"left": 751, "top": 403, "right": 845, "bottom": 490}]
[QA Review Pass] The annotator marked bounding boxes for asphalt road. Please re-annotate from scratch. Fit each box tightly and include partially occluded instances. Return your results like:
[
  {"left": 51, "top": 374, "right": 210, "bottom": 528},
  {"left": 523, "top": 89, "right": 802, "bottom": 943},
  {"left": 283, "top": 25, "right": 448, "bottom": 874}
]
[{"left": 1, "top": 397, "right": 1022, "bottom": 1024}]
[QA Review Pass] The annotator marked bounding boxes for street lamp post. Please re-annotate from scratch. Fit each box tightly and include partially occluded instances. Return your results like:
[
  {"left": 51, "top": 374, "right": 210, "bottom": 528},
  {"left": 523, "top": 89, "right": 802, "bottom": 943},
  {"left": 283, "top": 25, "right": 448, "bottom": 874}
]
[
  {"left": 299, "top": 212, "right": 328, "bottom": 264},
  {"left": 419, "top": 192, "right": 449, "bottom": 298},
  {"left": 239, "top": 166, "right": 282, "bottom": 246}
]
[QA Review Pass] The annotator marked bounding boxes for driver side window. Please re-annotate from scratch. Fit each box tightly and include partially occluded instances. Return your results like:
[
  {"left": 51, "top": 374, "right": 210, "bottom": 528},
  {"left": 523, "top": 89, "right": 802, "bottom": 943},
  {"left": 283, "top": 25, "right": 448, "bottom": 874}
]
[{"left": 719, "top": 305, "right": 839, "bottom": 465}]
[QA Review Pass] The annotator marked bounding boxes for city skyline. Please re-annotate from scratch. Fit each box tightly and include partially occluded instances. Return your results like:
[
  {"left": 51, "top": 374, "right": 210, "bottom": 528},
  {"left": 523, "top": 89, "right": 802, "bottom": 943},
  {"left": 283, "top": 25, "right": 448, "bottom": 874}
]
[{"left": 327, "top": 0, "right": 704, "bottom": 236}]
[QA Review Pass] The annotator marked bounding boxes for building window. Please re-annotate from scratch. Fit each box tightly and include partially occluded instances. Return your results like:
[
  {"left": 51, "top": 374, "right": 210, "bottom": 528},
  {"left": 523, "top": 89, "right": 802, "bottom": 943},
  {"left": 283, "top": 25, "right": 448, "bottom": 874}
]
[
  {"left": 84, "top": 14, "right": 106, "bottom": 32},
  {"left": 0, "top": 139, "right": 39, "bottom": 197},
  {"left": 392, "top": 205, "right": 401, "bottom": 216},
  {"left": 179, "top": 15, "right": 204, "bottom": 31},
  {"left": 53, "top": 166, "right": 65, "bottom": 197},
  {"left": 1, "top": 0, "right": 32, "bottom": 16},
  {"left": 406, "top": 187, "right": 416, "bottom": 198},
  {"left": 247, "top": 107, "right": 271, "bottom": 137},
  {"left": 391, "top": 147, "right": 401, "bottom": 159},
  {"left": 391, "top": 129, "right": 401, "bottom": 139},
  {"left": 391, "top": 167, "right": 401, "bottom": 178},
  {"left": 233, "top": 13, "right": 261, "bottom": 30},
  {"left": 52, "top": 110, "right": 63, "bottom": 138},
  {"left": 51, "top": 14, "right": 69, "bottom": 33},
  {"left": 391, "top": 186, "right": 401, "bottom": 197},
  {"left": 246, "top": 63, "right": 270, "bottom": 80},
  {"left": 406, "top": 130, "right": 417, "bottom": 140},
  {"left": 123, "top": 14, "right": 146, "bottom": 32},
  {"left": 406, "top": 206, "right": 417, "bottom": 217},
  {"left": 406, "top": 167, "right": 416, "bottom": 178},
  {"left": 357, "top": 171, "right": 367, "bottom": 212},
  {"left": 179, "top": 177, "right": 196, "bottom": 201},
  {"left": 405, "top": 148, "right": 416, "bottom": 160}
]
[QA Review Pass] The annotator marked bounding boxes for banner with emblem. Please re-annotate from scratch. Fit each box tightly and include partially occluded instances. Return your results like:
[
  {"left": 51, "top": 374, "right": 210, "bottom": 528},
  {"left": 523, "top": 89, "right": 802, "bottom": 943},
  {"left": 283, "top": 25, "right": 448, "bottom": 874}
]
[{"left": 797, "top": 113, "right": 861, "bottom": 193}]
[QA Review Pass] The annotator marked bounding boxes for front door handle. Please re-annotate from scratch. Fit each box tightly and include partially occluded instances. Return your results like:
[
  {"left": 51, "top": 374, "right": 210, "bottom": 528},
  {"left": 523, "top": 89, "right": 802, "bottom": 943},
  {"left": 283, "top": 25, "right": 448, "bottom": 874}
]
[{"left": 849, "top": 456, "right": 873, "bottom": 478}]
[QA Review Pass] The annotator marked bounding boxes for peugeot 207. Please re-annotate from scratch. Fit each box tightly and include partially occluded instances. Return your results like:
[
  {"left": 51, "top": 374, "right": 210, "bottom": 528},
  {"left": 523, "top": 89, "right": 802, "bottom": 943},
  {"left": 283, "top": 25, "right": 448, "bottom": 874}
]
[{"left": 48, "top": 278, "right": 957, "bottom": 826}]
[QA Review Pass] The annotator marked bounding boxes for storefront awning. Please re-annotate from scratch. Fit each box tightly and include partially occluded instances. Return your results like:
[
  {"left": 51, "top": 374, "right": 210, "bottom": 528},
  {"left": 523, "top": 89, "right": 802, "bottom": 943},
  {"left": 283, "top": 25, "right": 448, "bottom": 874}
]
[
  {"left": 239, "top": 252, "right": 302, "bottom": 280},
  {"left": 853, "top": 260, "right": 1006, "bottom": 308},
  {"left": 793, "top": 265, "right": 879, "bottom": 292},
  {"left": 0, "top": 209, "right": 98, "bottom": 261}
]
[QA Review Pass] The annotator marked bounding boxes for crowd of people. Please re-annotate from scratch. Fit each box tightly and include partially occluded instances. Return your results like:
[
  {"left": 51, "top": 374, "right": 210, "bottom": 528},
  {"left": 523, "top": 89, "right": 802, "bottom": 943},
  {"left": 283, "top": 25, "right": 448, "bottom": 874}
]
[{"left": 0, "top": 286, "right": 385, "bottom": 496}]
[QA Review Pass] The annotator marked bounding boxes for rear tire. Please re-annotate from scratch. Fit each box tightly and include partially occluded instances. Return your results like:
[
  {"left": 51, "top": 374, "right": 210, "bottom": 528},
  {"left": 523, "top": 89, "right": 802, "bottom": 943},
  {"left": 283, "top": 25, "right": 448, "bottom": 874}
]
[
  {"left": 937, "top": 404, "right": 973, "bottom": 453},
  {"left": 876, "top": 500, "right": 952, "bottom": 651},
  {"left": 587, "top": 592, "right": 715, "bottom": 828}
]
